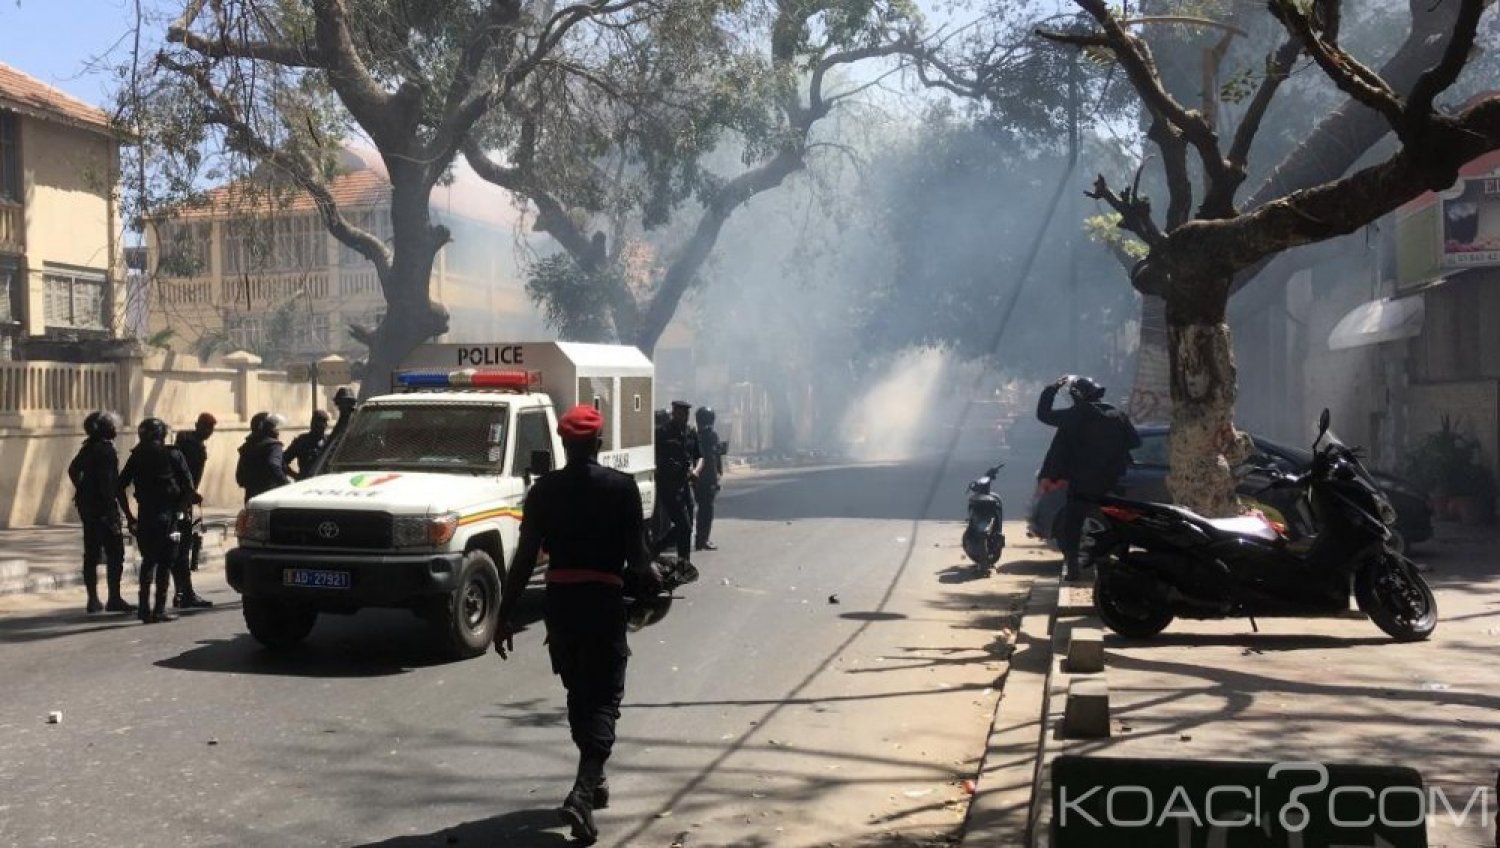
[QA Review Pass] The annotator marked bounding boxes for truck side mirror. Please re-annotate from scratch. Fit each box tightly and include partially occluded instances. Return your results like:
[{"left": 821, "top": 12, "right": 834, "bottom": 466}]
[{"left": 529, "top": 450, "right": 554, "bottom": 477}]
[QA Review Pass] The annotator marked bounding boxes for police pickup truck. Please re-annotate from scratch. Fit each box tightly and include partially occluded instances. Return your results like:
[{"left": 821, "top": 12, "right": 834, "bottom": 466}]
[{"left": 226, "top": 342, "right": 657, "bottom": 658}]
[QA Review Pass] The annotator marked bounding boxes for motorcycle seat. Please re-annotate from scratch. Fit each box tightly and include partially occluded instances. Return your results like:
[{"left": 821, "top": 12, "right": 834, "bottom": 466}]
[{"left": 1204, "top": 515, "right": 1281, "bottom": 542}]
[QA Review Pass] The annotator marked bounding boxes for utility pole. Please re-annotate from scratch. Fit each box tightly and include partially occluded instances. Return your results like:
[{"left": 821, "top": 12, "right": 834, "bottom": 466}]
[{"left": 1066, "top": 49, "right": 1082, "bottom": 373}]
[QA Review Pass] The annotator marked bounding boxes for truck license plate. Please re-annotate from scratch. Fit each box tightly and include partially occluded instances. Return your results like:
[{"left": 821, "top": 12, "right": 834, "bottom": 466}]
[{"left": 283, "top": 568, "right": 351, "bottom": 589}]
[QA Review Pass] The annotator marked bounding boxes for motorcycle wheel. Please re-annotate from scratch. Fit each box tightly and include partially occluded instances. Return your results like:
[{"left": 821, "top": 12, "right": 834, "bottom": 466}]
[
  {"left": 1094, "top": 566, "right": 1174, "bottom": 639},
  {"left": 1356, "top": 555, "right": 1437, "bottom": 642},
  {"left": 962, "top": 526, "right": 998, "bottom": 568}
]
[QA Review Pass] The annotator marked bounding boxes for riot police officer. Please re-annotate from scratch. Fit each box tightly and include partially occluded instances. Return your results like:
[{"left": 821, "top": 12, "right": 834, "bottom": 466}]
[
  {"left": 236, "top": 413, "right": 291, "bottom": 503},
  {"left": 693, "top": 406, "right": 725, "bottom": 551},
  {"left": 283, "top": 409, "right": 330, "bottom": 479},
  {"left": 117, "top": 418, "right": 197, "bottom": 623},
  {"left": 68, "top": 411, "right": 134, "bottom": 614},
  {"left": 652, "top": 401, "right": 699, "bottom": 563},
  {"left": 495, "top": 405, "right": 656, "bottom": 845}
]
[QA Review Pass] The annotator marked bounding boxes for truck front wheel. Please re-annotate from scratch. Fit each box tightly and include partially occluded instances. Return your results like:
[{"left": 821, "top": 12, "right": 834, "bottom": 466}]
[
  {"left": 243, "top": 597, "right": 318, "bottom": 651},
  {"left": 436, "top": 549, "right": 502, "bottom": 659}
]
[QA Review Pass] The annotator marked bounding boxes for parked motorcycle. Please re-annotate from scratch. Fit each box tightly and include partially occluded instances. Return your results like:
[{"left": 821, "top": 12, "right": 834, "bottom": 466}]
[
  {"left": 1078, "top": 410, "right": 1437, "bottom": 642},
  {"left": 963, "top": 464, "right": 1006, "bottom": 569}
]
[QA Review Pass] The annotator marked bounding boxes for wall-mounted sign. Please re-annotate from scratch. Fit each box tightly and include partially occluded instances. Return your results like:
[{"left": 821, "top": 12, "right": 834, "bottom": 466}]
[{"left": 1443, "top": 173, "right": 1500, "bottom": 268}]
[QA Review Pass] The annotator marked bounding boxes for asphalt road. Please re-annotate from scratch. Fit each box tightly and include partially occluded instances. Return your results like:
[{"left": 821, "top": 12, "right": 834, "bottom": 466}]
[{"left": 0, "top": 452, "right": 1046, "bottom": 848}]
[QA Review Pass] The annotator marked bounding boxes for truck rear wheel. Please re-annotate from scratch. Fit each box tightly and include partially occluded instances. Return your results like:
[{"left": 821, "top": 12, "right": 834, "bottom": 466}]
[
  {"left": 435, "top": 549, "right": 502, "bottom": 659},
  {"left": 243, "top": 597, "right": 318, "bottom": 651}
]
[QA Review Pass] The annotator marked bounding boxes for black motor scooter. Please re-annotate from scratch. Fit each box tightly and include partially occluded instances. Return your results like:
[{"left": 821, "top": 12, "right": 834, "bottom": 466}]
[
  {"left": 963, "top": 464, "right": 1006, "bottom": 570},
  {"left": 1078, "top": 410, "right": 1437, "bottom": 642}
]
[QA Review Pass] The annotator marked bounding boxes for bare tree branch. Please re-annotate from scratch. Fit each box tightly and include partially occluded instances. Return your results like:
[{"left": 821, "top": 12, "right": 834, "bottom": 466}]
[
  {"left": 1268, "top": 0, "right": 1404, "bottom": 130},
  {"left": 1406, "top": 0, "right": 1488, "bottom": 120},
  {"left": 1227, "top": 36, "right": 1303, "bottom": 171}
]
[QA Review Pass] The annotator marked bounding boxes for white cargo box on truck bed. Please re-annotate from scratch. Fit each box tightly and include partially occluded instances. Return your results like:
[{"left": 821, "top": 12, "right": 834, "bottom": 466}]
[{"left": 398, "top": 342, "right": 656, "bottom": 477}]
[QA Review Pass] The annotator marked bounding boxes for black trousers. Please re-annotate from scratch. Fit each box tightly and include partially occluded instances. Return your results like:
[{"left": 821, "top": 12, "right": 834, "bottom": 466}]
[
  {"left": 1059, "top": 493, "right": 1103, "bottom": 571},
  {"left": 545, "top": 585, "right": 629, "bottom": 774},
  {"left": 135, "top": 512, "right": 179, "bottom": 607},
  {"left": 172, "top": 514, "right": 200, "bottom": 597},
  {"left": 653, "top": 481, "right": 693, "bottom": 560},
  {"left": 81, "top": 514, "right": 126, "bottom": 599},
  {"left": 694, "top": 477, "right": 719, "bottom": 545}
]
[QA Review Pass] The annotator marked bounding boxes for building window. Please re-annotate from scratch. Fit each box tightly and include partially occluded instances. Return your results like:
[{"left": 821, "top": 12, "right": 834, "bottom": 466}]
[
  {"left": 0, "top": 111, "right": 19, "bottom": 203},
  {"left": 0, "top": 256, "right": 18, "bottom": 324},
  {"left": 338, "top": 208, "right": 393, "bottom": 267},
  {"left": 222, "top": 215, "right": 324, "bottom": 274},
  {"left": 43, "top": 268, "right": 106, "bottom": 330},
  {"left": 156, "top": 220, "right": 212, "bottom": 277}
]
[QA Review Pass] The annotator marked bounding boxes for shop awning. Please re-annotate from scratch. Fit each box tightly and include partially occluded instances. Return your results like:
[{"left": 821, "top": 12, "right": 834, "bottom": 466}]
[{"left": 1328, "top": 295, "right": 1425, "bottom": 351}]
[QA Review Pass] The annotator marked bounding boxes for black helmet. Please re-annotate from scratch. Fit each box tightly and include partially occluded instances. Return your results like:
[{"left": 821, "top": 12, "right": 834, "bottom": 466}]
[
  {"left": 1069, "top": 376, "right": 1106, "bottom": 403},
  {"left": 695, "top": 406, "right": 715, "bottom": 426},
  {"left": 95, "top": 412, "right": 120, "bottom": 440},
  {"left": 83, "top": 411, "right": 102, "bottom": 438},
  {"left": 137, "top": 417, "right": 169, "bottom": 444},
  {"left": 655, "top": 408, "right": 670, "bottom": 427},
  {"left": 249, "top": 411, "right": 269, "bottom": 433},
  {"left": 258, "top": 412, "right": 287, "bottom": 438},
  {"left": 334, "top": 387, "right": 357, "bottom": 410}
]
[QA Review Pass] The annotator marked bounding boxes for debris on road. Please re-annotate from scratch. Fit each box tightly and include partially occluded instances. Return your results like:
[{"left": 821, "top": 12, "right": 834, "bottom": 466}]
[
  {"left": 46, "top": 711, "right": 61, "bottom": 725},
  {"left": 829, "top": 594, "right": 840, "bottom": 604}
]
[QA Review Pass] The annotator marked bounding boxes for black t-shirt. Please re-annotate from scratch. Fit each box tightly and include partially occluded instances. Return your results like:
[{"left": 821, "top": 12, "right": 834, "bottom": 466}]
[
  {"left": 174, "top": 432, "right": 209, "bottom": 489},
  {"left": 69, "top": 439, "right": 121, "bottom": 517},
  {"left": 119, "top": 442, "right": 194, "bottom": 514}
]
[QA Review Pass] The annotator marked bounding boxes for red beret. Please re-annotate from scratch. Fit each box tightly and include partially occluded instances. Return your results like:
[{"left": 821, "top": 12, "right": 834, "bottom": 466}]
[{"left": 558, "top": 405, "right": 604, "bottom": 440}]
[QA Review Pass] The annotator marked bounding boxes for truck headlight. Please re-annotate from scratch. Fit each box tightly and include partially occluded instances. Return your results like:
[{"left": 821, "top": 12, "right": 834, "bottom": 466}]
[
  {"left": 236, "top": 508, "right": 271, "bottom": 542},
  {"left": 394, "top": 512, "right": 460, "bottom": 548}
]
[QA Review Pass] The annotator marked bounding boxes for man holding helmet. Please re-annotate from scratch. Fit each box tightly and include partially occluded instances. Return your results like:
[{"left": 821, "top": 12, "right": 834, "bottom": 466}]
[
  {"left": 494, "top": 405, "right": 656, "bottom": 845},
  {"left": 1037, "top": 375, "right": 1140, "bottom": 581},
  {"left": 117, "top": 418, "right": 198, "bottom": 623}
]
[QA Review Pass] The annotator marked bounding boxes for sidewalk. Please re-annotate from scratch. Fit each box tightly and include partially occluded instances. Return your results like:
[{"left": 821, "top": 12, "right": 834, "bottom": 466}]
[
  {"left": 0, "top": 511, "right": 237, "bottom": 597},
  {"left": 963, "top": 524, "right": 1500, "bottom": 848}
]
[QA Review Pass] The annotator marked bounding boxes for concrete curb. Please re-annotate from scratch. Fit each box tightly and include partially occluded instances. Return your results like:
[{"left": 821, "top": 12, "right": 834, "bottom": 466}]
[
  {"left": 960, "top": 580, "right": 1059, "bottom": 847},
  {"left": 0, "top": 525, "right": 232, "bottom": 598}
]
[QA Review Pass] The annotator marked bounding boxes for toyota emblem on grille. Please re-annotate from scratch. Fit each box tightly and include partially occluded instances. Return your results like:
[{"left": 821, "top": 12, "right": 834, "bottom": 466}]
[{"left": 317, "top": 521, "right": 341, "bottom": 540}]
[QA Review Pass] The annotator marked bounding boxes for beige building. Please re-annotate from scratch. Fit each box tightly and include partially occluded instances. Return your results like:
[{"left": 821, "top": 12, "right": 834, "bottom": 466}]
[
  {"left": 0, "top": 62, "right": 125, "bottom": 361},
  {"left": 146, "top": 147, "right": 544, "bottom": 365}
]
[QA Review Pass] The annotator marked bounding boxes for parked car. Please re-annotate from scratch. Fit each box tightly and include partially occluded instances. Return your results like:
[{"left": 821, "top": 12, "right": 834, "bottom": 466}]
[{"left": 1027, "top": 424, "right": 1433, "bottom": 555}]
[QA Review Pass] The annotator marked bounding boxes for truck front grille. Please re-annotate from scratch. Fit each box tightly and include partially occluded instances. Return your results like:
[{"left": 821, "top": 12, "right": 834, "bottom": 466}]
[{"left": 269, "top": 509, "right": 393, "bottom": 549}]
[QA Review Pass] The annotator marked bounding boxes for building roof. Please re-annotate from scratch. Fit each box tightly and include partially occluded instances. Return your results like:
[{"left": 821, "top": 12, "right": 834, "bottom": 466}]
[
  {"left": 184, "top": 146, "right": 522, "bottom": 231},
  {"left": 0, "top": 61, "right": 114, "bottom": 136}
]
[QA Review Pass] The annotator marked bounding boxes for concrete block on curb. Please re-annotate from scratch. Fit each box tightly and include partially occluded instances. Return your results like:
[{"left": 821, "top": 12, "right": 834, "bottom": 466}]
[
  {"left": 1064, "top": 628, "right": 1105, "bottom": 674},
  {"left": 1061, "top": 678, "right": 1110, "bottom": 739}
]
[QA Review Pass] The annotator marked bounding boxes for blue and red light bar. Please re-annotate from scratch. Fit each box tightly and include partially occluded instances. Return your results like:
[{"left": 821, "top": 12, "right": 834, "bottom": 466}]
[{"left": 396, "top": 369, "right": 541, "bottom": 391}]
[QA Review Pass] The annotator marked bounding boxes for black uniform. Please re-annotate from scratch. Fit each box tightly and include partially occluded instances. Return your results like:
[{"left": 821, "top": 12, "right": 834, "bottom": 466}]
[
  {"left": 237, "top": 435, "right": 290, "bottom": 503},
  {"left": 694, "top": 425, "right": 723, "bottom": 549},
  {"left": 499, "top": 458, "right": 648, "bottom": 804},
  {"left": 174, "top": 431, "right": 209, "bottom": 489},
  {"left": 119, "top": 442, "right": 195, "bottom": 620},
  {"left": 652, "top": 420, "right": 698, "bottom": 560},
  {"left": 1037, "top": 383, "right": 1141, "bottom": 571},
  {"left": 172, "top": 431, "right": 210, "bottom": 587},
  {"left": 68, "top": 438, "right": 129, "bottom": 609},
  {"left": 283, "top": 430, "right": 327, "bottom": 480}
]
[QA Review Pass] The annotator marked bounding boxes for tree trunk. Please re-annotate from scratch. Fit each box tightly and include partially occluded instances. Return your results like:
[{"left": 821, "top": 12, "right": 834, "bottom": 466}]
[
  {"left": 1129, "top": 295, "right": 1171, "bottom": 424},
  {"left": 359, "top": 169, "right": 449, "bottom": 398},
  {"left": 1165, "top": 282, "right": 1251, "bottom": 518}
]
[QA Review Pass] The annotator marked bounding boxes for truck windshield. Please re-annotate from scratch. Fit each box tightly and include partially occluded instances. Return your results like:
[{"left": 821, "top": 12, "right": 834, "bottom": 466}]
[{"left": 324, "top": 403, "right": 509, "bottom": 474}]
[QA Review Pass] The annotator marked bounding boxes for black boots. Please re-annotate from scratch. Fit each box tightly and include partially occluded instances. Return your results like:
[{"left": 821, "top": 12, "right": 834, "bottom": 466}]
[
  {"left": 173, "top": 592, "right": 214, "bottom": 609},
  {"left": 558, "top": 762, "right": 605, "bottom": 844},
  {"left": 140, "top": 588, "right": 176, "bottom": 624},
  {"left": 557, "top": 788, "right": 598, "bottom": 845},
  {"left": 104, "top": 564, "right": 134, "bottom": 613}
]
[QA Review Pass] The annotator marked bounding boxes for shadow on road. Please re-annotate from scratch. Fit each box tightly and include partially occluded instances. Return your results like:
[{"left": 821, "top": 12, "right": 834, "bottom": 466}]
[
  {"left": 154, "top": 594, "right": 547, "bottom": 678},
  {"left": 723, "top": 460, "right": 1030, "bottom": 523},
  {"left": 350, "top": 808, "right": 573, "bottom": 847},
  {"left": 0, "top": 603, "right": 228, "bottom": 645},
  {"left": 1106, "top": 632, "right": 1392, "bottom": 652}
]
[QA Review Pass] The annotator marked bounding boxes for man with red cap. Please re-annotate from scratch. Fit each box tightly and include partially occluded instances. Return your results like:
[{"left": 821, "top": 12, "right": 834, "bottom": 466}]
[{"left": 495, "top": 404, "right": 653, "bottom": 844}]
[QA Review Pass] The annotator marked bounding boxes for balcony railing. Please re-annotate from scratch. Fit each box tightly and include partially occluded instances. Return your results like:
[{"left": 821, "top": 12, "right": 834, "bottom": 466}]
[
  {"left": 0, "top": 361, "right": 118, "bottom": 415},
  {"left": 155, "top": 279, "right": 215, "bottom": 306},
  {"left": 0, "top": 200, "right": 22, "bottom": 253},
  {"left": 339, "top": 268, "right": 380, "bottom": 298},
  {"left": 220, "top": 270, "right": 331, "bottom": 309}
]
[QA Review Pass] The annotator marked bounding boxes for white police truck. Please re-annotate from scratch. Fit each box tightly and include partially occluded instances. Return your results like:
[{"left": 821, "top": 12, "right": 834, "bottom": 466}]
[{"left": 226, "top": 342, "right": 656, "bottom": 658}]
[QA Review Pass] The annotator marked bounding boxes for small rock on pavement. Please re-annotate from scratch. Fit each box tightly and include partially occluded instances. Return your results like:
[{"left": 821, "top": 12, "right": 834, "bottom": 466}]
[
  {"left": 828, "top": 594, "right": 840, "bottom": 604},
  {"left": 46, "top": 711, "right": 62, "bottom": 725}
]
